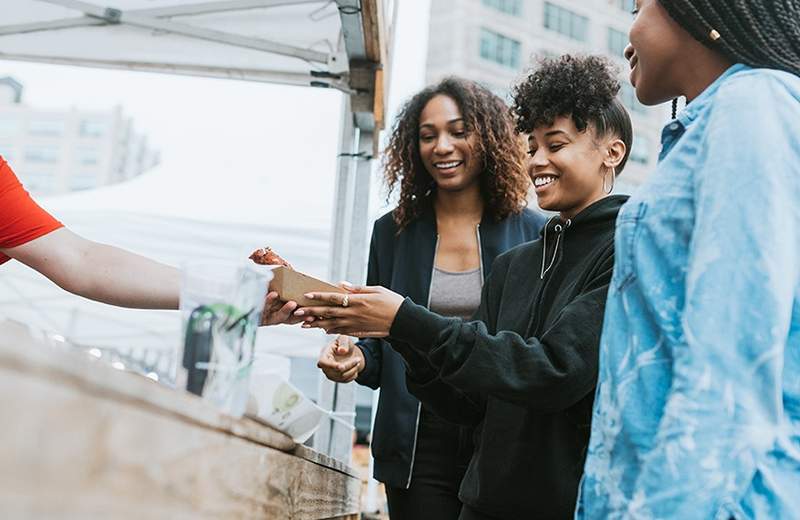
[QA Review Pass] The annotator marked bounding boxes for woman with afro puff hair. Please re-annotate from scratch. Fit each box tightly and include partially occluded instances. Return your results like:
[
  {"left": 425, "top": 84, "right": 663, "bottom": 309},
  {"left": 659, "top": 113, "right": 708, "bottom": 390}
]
[
  {"left": 300, "top": 56, "right": 632, "bottom": 519},
  {"left": 578, "top": 1, "right": 800, "bottom": 518},
  {"left": 314, "top": 77, "right": 544, "bottom": 520}
]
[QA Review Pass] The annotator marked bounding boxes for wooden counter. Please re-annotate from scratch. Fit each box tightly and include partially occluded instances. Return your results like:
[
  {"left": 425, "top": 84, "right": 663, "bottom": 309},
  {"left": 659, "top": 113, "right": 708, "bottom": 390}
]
[{"left": 0, "top": 321, "right": 360, "bottom": 519}]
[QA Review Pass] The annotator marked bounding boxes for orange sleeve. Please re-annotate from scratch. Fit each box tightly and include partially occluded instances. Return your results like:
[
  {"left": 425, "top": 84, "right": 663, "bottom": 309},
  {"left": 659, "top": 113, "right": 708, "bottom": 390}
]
[{"left": 0, "top": 156, "right": 64, "bottom": 265}]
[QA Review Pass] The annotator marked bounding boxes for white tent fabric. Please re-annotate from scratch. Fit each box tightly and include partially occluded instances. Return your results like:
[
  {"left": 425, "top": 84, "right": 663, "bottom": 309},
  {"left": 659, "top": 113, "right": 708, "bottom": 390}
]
[
  {"left": 0, "top": 1, "right": 352, "bottom": 90},
  {"left": 0, "top": 0, "right": 391, "bottom": 460}
]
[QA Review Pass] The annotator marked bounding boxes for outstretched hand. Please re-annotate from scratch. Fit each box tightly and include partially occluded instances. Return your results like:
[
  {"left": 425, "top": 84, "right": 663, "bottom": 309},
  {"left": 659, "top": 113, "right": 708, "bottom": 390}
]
[
  {"left": 259, "top": 291, "right": 305, "bottom": 326},
  {"left": 317, "top": 335, "right": 365, "bottom": 383},
  {"left": 295, "top": 285, "right": 404, "bottom": 337}
]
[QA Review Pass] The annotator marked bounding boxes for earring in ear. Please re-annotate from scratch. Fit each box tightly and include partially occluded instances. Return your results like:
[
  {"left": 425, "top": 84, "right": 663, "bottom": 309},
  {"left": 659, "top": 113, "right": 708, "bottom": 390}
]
[{"left": 603, "top": 167, "right": 616, "bottom": 195}]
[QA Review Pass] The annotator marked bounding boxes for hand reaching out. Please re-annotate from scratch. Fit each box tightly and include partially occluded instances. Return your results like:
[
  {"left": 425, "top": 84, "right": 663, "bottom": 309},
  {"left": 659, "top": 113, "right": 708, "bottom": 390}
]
[
  {"left": 259, "top": 291, "right": 305, "bottom": 326},
  {"left": 317, "top": 335, "right": 365, "bottom": 383},
  {"left": 295, "top": 285, "right": 404, "bottom": 337}
]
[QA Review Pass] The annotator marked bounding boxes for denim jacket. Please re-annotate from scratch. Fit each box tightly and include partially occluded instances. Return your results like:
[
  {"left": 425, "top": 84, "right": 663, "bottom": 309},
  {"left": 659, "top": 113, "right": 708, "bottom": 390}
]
[{"left": 577, "top": 64, "right": 800, "bottom": 519}]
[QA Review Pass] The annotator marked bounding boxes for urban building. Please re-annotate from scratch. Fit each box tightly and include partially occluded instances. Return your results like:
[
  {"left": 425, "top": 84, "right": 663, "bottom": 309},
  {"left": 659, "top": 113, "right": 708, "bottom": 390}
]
[
  {"left": 0, "top": 76, "right": 158, "bottom": 195},
  {"left": 426, "top": 0, "right": 669, "bottom": 189}
]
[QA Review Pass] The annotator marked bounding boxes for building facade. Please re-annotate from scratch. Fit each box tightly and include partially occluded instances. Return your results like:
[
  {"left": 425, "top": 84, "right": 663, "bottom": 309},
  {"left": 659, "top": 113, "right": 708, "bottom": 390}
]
[
  {"left": 426, "top": 0, "right": 669, "bottom": 189},
  {"left": 0, "top": 77, "right": 158, "bottom": 195}
]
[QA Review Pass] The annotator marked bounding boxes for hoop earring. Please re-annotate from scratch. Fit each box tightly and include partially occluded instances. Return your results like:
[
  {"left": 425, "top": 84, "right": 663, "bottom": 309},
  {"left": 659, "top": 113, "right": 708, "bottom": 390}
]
[{"left": 603, "top": 167, "right": 616, "bottom": 194}]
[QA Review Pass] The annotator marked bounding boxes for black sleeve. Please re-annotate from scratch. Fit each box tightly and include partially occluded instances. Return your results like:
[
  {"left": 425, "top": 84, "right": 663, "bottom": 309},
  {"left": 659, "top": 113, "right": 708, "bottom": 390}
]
[
  {"left": 354, "top": 224, "right": 384, "bottom": 389},
  {"left": 386, "top": 254, "right": 513, "bottom": 426},
  {"left": 390, "top": 248, "right": 613, "bottom": 413}
]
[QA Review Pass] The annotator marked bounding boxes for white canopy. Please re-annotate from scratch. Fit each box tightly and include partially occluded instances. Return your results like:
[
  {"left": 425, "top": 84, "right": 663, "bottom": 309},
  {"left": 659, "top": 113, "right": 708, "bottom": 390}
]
[
  {"left": 0, "top": 0, "right": 390, "bottom": 130},
  {"left": 0, "top": 0, "right": 393, "bottom": 461}
]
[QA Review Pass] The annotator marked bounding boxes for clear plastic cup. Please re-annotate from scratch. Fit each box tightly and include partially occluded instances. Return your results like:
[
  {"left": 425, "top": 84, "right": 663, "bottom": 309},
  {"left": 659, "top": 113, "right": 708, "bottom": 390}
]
[{"left": 178, "top": 260, "right": 271, "bottom": 417}]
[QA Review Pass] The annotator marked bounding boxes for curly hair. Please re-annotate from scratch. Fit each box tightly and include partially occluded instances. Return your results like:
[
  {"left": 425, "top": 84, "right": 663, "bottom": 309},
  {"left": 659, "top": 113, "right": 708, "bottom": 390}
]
[
  {"left": 383, "top": 77, "right": 529, "bottom": 231},
  {"left": 511, "top": 55, "right": 633, "bottom": 174}
]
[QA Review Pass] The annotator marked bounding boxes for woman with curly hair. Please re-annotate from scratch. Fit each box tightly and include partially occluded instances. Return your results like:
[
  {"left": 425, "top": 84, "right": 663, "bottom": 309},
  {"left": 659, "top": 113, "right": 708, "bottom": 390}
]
[
  {"left": 577, "top": 1, "right": 800, "bottom": 518},
  {"left": 301, "top": 56, "right": 632, "bottom": 519},
  {"left": 315, "top": 77, "right": 544, "bottom": 519}
]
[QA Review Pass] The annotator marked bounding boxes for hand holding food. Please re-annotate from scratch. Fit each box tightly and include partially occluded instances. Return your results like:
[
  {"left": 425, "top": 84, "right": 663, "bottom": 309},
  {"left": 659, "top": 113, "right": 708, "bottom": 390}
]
[
  {"left": 249, "top": 246, "right": 302, "bottom": 326},
  {"left": 296, "top": 285, "right": 404, "bottom": 337}
]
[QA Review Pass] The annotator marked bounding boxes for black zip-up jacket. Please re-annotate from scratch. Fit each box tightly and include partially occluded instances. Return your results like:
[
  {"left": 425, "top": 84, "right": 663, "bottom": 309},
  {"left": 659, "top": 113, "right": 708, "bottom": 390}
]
[
  {"left": 388, "top": 195, "right": 627, "bottom": 519},
  {"left": 355, "top": 202, "right": 545, "bottom": 488}
]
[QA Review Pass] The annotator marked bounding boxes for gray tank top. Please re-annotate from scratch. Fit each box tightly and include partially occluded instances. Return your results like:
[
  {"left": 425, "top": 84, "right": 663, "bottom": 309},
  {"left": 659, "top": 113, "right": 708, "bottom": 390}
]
[{"left": 428, "top": 266, "right": 483, "bottom": 320}]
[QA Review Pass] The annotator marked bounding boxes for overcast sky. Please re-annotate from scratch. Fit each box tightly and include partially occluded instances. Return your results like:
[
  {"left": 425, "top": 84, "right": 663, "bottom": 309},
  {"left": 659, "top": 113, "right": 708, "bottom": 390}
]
[{"left": 0, "top": 0, "right": 431, "bottom": 229}]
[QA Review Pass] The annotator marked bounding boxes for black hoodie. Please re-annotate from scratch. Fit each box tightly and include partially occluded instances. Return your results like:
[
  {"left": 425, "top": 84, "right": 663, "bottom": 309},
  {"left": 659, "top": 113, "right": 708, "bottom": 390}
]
[{"left": 387, "top": 195, "right": 628, "bottom": 519}]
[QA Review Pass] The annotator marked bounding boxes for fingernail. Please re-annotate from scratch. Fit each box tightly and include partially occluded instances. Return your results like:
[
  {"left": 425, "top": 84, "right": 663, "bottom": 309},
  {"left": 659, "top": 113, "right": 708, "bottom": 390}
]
[
  {"left": 341, "top": 281, "right": 354, "bottom": 289},
  {"left": 304, "top": 293, "right": 315, "bottom": 299},
  {"left": 294, "top": 310, "right": 305, "bottom": 316}
]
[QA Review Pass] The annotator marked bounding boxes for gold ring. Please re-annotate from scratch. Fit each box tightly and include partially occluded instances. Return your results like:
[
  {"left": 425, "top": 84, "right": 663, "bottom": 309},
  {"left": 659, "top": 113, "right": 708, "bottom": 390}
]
[{"left": 341, "top": 295, "right": 349, "bottom": 307}]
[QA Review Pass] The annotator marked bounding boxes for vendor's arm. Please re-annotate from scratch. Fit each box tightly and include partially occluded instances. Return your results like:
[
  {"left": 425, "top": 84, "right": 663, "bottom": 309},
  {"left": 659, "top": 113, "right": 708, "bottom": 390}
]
[{"left": 2, "top": 227, "right": 180, "bottom": 309}]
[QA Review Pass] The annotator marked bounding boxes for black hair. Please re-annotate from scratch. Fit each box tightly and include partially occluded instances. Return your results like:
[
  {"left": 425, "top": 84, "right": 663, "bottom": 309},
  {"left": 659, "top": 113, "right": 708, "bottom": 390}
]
[
  {"left": 384, "top": 77, "right": 530, "bottom": 230},
  {"left": 659, "top": 1, "right": 800, "bottom": 119},
  {"left": 511, "top": 54, "right": 634, "bottom": 175},
  {"left": 658, "top": 1, "right": 800, "bottom": 76}
]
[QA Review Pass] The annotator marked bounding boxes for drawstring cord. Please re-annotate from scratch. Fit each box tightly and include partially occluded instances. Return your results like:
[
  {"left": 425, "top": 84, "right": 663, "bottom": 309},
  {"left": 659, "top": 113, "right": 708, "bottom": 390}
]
[{"left": 540, "top": 217, "right": 571, "bottom": 279}]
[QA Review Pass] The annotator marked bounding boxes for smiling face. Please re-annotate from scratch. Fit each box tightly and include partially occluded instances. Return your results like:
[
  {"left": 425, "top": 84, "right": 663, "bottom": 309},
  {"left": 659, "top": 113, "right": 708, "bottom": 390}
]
[
  {"left": 625, "top": 0, "right": 692, "bottom": 105},
  {"left": 418, "top": 94, "right": 482, "bottom": 193},
  {"left": 527, "top": 115, "right": 622, "bottom": 219}
]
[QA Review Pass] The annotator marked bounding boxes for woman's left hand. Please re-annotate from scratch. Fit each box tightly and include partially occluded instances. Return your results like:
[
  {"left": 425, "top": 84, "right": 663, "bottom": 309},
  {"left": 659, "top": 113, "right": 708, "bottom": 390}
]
[{"left": 295, "top": 285, "right": 404, "bottom": 337}]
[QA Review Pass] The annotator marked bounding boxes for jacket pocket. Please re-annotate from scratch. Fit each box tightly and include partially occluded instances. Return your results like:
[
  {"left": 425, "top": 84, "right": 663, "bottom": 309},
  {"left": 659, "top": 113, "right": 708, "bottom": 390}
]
[{"left": 612, "top": 200, "right": 647, "bottom": 292}]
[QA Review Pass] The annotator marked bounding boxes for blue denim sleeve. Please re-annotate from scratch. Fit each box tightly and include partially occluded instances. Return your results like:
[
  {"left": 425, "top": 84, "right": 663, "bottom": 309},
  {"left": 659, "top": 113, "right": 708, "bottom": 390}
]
[{"left": 631, "top": 75, "right": 800, "bottom": 517}]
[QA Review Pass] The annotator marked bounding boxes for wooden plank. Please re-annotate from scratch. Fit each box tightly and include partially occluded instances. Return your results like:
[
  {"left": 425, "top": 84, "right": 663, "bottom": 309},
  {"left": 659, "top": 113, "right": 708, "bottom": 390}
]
[
  {"left": 0, "top": 322, "right": 361, "bottom": 519},
  {"left": 0, "top": 326, "right": 296, "bottom": 453}
]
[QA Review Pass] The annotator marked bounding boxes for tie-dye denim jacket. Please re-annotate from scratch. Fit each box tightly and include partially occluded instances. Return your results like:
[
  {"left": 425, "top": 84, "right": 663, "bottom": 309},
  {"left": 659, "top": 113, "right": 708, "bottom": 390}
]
[{"left": 576, "top": 64, "right": 800, "bottom": 519}]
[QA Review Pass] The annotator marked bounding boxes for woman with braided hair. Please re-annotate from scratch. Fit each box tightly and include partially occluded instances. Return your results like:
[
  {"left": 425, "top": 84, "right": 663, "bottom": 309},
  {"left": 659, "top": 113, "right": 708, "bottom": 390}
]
[{"left": 578, "top": 1, "right": 800, "bottom": 518}]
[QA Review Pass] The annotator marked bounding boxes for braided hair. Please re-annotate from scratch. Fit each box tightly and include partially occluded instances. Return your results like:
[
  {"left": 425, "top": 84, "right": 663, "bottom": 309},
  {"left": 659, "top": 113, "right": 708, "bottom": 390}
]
[
  {"left": 658, "top": 1, "right": 800, "bottom": 118},
  {"left": 658, "top": 1, "right": 800, "bottom": 76}
]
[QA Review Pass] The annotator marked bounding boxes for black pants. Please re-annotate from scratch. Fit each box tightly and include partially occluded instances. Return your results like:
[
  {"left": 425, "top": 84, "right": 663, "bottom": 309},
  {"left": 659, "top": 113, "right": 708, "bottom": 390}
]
[
  {"left": 385, "top": 407, "right": 469, "bottom": 520},
  {"left": 457, "top": 505, "right": 505, "bottom": 520}
]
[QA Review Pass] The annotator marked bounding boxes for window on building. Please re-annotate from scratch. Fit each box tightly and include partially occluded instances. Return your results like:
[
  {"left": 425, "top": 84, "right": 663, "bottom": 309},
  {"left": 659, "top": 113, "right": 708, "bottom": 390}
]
[
  {"left": 481, "top": 0, "right": 522, "bottom": 16},
  {"left": 619, "top": 82, "right": 647, "bottom": 114},
  {"left": 69, "top": 173, "right": 97, "bottom": 191},
  {"left": 0, "top": 118, "right": 19, "bottom": 138},
  {"left": 76, "top": 147, "right": 101, "bottom": 166},
  {"left": 24, "top": 145, "right": 59, "bottom": 164},
  {"left": 28, "top": 119, "right": 64, "bottom": 137},
  {"left": 543, "top": 2, "right": 588, "bottom": 42},
  {"left": 630, "top": 135, "right": 650, "bottom": 165},
  {"left": 80, "top": 119, "right": 108, "bottom": 138},
  {"left": 479, "top": 28, "right": 521, "bottom": 69},
  {"left": 618, "top": 0, "right": 636, "bottom": 12},
  {"left": 607, "top": 27, "right": 628, "bottom": 58}
]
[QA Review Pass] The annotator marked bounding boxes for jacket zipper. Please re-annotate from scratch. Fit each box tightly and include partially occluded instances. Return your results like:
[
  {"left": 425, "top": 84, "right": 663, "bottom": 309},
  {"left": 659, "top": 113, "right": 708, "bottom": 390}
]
[
  {"left": 527, "top": 224, "right": 566, "bottom": 334},
  {"left": 476, "top": 224, "right": 485, "bottom": 284},
  {"left": 405, "top": 233, "right": 441, "bottom": 489},
  {"left": 405, "top": 225, "right": 484, "bottom": 488}
]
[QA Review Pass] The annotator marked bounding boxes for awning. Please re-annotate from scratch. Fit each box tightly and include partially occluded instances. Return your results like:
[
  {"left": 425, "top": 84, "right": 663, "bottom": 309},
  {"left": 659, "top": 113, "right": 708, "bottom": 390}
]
[{"left": 0, "top": 0, "right": 390, "bottom": 130}]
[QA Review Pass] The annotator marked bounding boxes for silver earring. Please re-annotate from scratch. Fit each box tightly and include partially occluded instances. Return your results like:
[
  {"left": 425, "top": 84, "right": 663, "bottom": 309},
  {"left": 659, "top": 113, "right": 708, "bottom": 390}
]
[{"left": 603, "top": 167, "right": 616, "bottom": 194}]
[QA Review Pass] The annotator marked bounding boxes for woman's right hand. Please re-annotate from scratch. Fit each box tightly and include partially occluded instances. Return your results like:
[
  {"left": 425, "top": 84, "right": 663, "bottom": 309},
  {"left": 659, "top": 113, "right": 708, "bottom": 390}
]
[{"left": 317, "top": 335, "right": 365, "bottom": 383}]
